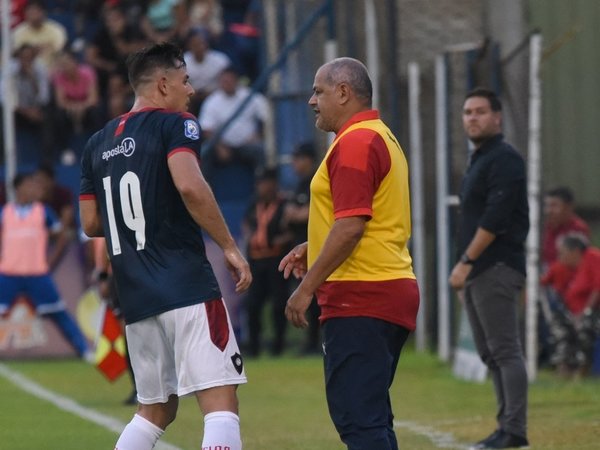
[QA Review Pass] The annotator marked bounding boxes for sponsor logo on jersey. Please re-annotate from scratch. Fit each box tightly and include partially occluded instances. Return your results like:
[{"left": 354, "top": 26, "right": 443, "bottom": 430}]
[
  {"left": 184, "top": 119, "right": 200, "bottom": 140},
  {"left": 102, "top": 137, "right": 136, "bottom": 161},
  {"left": 231, "top": 352, "right": 244, "bottom": 374}
]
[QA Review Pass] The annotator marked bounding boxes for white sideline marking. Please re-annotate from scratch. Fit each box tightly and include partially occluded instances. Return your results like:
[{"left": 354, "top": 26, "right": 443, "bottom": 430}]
[
  {"left": 0, "top": 363, "right": 181, "bottom": 450},
  {"left": 394, "top": 419, "right": 469, "bottom": 449}
]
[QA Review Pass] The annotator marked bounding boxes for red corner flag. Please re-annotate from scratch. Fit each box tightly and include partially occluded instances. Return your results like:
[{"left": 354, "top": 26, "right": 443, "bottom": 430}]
[{"left": 94, "top": 305, "right": 128, "bottom": 382}]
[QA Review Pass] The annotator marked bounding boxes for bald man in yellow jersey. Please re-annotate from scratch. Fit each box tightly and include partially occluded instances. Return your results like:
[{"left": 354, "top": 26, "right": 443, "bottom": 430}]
[{"left": 279, "top": 57, "right": 419, "bottom": 450}]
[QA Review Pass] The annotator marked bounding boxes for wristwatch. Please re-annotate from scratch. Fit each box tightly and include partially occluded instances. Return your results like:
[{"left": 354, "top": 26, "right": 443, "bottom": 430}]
[{"left": 460, "top": 253, "right": 476, "bottom": 265}]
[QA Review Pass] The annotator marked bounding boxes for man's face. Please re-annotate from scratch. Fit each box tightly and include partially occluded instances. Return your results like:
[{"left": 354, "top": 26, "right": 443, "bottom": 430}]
[
  {"left": 308, "top": 67, "right": 340, "bottom": 133},
  {"left": 558, "top": 245, "right": 582, "bottom": 268},
  {"left": 25, "top": 5, "right": 45, "bottom": 27},
  {"left": 462, "top": 96, "right": 502, "bottom": 146},
  {"left": 544, "top": 196, "right": 571, "bottom": 227},
  {"left": 220, "top": 71, "right": 238, "bottom": 96},
  {"left": 164, "top": 65, "right": 194, "bottom": 112}
]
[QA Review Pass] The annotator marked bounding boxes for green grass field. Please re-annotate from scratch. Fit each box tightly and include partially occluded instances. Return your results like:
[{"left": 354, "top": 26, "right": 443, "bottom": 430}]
[{"left": 1, "top": 350, "right": 600, "bottom": 449}]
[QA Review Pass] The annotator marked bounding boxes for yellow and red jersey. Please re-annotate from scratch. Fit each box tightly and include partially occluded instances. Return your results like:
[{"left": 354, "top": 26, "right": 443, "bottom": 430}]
[{"left": 308, "top": 110, "right": 419, "bottom": 330}]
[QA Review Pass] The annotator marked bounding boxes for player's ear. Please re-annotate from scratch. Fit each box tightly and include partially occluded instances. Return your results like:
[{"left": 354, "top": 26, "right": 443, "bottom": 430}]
[{"left": 158, "top": 76, "right": 169, "bottom": 96}]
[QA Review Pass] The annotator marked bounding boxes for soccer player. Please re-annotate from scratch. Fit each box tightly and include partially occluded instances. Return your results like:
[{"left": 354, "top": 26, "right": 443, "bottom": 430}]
[
  {"left": 279, "top": 58, "right": 419, "bottom": 450},
  {"left": 79, "top": 42, "right": 251, "bottom": 450}
]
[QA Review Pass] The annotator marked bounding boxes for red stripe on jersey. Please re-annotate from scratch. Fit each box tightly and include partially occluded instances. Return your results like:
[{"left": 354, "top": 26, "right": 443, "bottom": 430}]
[
  {"left": 114, "top": 113, "right": 132, "bottom": 137},
  {"left": 79, "top": 193, "right": 96, "bottom": 201},
  {"left": 335, "top": 207, "right": 372, "bottom": 220},
  {"left": 167, "top": 147, "right": 197, "bottom": 158},
  {"left": 205, "top": 298, "right": 230, "bottom": 351},
  {"left": 317, "top": 278, "right": 420, "bottom": 330}
]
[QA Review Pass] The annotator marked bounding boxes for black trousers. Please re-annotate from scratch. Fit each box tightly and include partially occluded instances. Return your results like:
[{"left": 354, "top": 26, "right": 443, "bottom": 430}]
[
  {"left": 323, "top": 317, "right": 410, "bottom": 450},
  {"left": 245, "top": 256, "right": 289, "bottom": 356}
]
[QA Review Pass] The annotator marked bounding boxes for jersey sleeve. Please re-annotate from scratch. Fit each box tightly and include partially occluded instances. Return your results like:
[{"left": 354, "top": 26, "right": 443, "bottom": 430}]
[
  {"left": 163, "top": 112, "right": 203, "bottom": 159},
  {"left": 79, "top": 136, "right": 96, "bottom": 200},
  {"left": 327, "top": 129, "right": 391, "bottom": 220}
]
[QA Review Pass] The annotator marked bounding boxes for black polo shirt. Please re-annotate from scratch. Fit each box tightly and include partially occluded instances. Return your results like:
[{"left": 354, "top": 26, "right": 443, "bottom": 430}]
[{"left": 458, "top": 134, "right": 529, "bottom": 279}]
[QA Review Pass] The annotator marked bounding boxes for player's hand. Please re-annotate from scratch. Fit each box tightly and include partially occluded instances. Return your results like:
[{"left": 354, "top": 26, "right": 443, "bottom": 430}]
[
  {"left": 278, "top": 242, "right": 308, "bottom": 279},
  {"left": 449, "top": 262, "right": 472, "bottom": 290},
  {"left": 285, "top": 287, "right": 313, "bottom": 328},
  {"left": 224, "top": 248, "right": 252, "bottom": 293}
]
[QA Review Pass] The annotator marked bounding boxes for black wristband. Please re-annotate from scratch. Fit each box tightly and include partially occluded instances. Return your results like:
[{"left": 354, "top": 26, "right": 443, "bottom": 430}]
[
  {"left": 97, "top": 271, "right": 110, "bottom": 281},
  {"left": 460, "top": 253, "right": 476, "bottom": 265}
]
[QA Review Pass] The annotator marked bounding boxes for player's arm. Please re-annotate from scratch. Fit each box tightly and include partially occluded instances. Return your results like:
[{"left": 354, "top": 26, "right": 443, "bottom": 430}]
[
  {"left": 168, "top": 151, "right": 252, "bottom": 292},
  {"left": 79, "top": 197, "right": 104, "bottom": 237}
]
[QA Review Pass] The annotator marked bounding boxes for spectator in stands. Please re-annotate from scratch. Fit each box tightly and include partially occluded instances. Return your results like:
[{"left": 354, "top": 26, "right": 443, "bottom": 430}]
[
  {"left": 50, "top": 49, "right": 102, "bottom": 158},
  {"left": 283, "top": 142, "right": 321, "bottom": 355},
  {"left": 242, "top": 168, "right": 291, "bottom": 357},
  {"left": 85, "top": 4, "right": 147, "bottom": 119},
  {"left": 199, "top": 66, "right": 269, "bottom": 170},
  {"left": 539, "top": 187, "right": 590, "bottom": 366},
  {"left": 140, "top": 0, "right": 186, "bottom": 44},
  {"left": 181, "top": 0, "right": 224, "bottom": 42},
  {"left": 183, "top": 27, "right": 231, "bottom": 114},
  {"left": 542, "top": 187, "right": 590, "bottom": 268},
  {"left": 12, "top": 0, "right": 68, "bottom": 71},
  {"left": 0, "top": 44, "right": 53, "bottom": 162},
  {"left": 0, "top": 173, "right": 90, "bottom": 360},
  {"left": 542, "top": 233, "right": 600, "bottom": 377}
]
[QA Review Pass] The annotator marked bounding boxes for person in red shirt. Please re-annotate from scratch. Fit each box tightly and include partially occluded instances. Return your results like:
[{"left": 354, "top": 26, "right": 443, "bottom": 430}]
[
  {"left": 539, "top": 187, "right": 591, "bottom": 368},
  {"left": 542, "top": 187, "right": 590, "bottom": 268},
  {"left": 543, "top": 233, "right": 600, "bottom": 377}
]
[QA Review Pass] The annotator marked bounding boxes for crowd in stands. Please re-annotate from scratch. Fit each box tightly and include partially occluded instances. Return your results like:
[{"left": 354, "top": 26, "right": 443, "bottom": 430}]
[
  {"left": 539, "top": 187, "right": 600, "bottom": 378},
  {"left": 0, "top": 0, "right": 325, "bottom": 358},
  {"left": 2, "top": 0, "right": 263, "bottom": 165}
]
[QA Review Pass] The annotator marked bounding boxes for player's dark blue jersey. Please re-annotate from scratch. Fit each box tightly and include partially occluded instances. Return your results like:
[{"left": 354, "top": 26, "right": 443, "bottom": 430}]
[{"left": 80, "top": 108, "right": 221, "bottom": 324}]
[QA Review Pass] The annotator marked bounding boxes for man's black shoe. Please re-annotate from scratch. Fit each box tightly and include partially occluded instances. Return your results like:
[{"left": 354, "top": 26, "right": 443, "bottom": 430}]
[
  {"left": 471, "top": 430, "right": 529, "bottom": 449},
  {"left": 470, "top": 429, "right": 501, "bottom": 449}
]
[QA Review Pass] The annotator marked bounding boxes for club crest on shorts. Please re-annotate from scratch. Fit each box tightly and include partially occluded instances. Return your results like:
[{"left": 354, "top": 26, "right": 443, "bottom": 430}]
[
  {"left": 231, "top": 352, "right": 243, "bottom": 374},
  {"left": 184, "top": 119, "right": 200, "bottom": 140}
]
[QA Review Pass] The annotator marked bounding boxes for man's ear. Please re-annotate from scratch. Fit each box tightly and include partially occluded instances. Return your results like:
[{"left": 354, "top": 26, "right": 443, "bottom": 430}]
[
  {"left": 158, "top": 76, "right": 169, "bottom": 96},
  {"left": 337, "top": 82, "right": 350, "bottom": 105}
]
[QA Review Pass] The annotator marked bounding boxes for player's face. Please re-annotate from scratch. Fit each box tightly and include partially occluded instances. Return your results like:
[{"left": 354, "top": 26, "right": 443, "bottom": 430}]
[
  {"left": 309, "top": 67, "right": 341, "bottom": 133},
  {"left": 165, "top": 65, "right": 194, "bottom": 112},
  {"left": 462, "top": 96, "right": 501, "bottom": 147}
]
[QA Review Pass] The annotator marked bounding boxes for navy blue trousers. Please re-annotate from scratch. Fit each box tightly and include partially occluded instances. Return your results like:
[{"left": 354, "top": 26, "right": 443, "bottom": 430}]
[{"left": 323, "top": 317, "right": 410, "bottom": 450}]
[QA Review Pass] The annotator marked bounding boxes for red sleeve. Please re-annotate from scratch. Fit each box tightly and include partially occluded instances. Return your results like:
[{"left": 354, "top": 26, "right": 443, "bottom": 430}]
[{"left": 326, "top": 129, "right": 391, "bottom": 220}]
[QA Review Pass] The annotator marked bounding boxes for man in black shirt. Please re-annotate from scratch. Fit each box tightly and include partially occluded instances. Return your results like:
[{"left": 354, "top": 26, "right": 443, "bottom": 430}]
[{"left": 449, "top": 88, "right": 529, "bottom": 449}]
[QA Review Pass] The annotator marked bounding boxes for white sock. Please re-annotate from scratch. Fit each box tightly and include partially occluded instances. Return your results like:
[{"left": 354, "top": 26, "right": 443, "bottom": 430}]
[
  {"left": 202, "top": 411, "right": 242, "bottom": 450},
  {"left": 115, "top": 414, "right": 164, "bottom": 450}
]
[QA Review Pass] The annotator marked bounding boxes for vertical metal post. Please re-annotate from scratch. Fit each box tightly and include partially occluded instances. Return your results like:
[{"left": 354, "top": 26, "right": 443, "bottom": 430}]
[
  {"left": 525, "top": 33, "right": 543, "bottom": 381},
  {"left": 408, "top": 62, "right": 427, "bottom": 351},
  {"left": 364, "top": 0, "right": 379, "bottom": 109},
  {"left": 435, "top": 54, "right": 451, "bottom": 361},
  {"left": 2, "top": 0, "right": 17, "bottom": 200}
]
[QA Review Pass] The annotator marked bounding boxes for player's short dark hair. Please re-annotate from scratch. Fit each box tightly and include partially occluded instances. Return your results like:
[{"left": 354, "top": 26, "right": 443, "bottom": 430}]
[
  {"left": 126, "top": 42, "right": 186, "bottom": 91},
  {"left": 546, "top": 186, "right": 574, "bottom": 204},
  {"left": 323, "top": 57, "right": 372, "bottom": 105},
  {"left": 560, "top": 232, "right": 589, "bottom": 252},
  {"left": 465, "top": 87, "right": 502, "bottom": 112}
]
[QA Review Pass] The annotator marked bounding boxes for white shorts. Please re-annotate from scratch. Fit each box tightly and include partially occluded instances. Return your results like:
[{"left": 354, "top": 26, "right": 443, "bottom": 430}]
[{"left": 126, "top": 300, "right": 247, "bottom": 404}]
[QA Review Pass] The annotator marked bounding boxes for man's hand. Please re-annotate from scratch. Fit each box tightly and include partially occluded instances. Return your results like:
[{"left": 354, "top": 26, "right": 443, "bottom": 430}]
[
  {"left": 449, "top": 262, "right": 472, "bottom": 290},
  {"left": 278, "top": 242, "right": 308, "bottom": 279},
  {"left": 285, "top": 287, "right": 313, "bottom": 328},
  {"left": 223, "top": 247, "right": 252, "bottom": 293}
]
